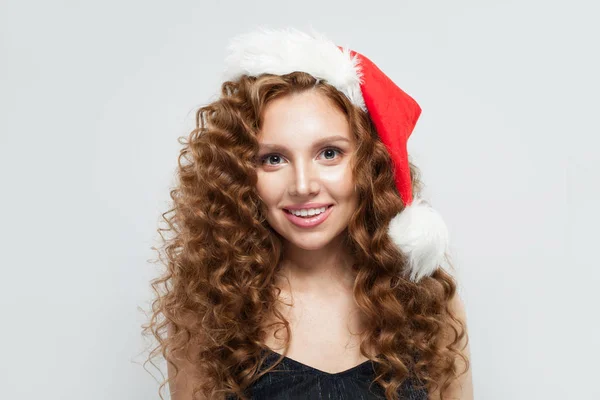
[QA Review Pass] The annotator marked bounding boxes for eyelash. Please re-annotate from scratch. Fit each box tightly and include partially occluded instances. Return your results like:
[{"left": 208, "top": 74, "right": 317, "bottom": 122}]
[{"left": 259, "top": 147, "right": 345, "bottom": 166}]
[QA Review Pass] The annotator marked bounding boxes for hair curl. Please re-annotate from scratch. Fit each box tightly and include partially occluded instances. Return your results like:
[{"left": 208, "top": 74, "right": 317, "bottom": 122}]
[{"left": 141, "top": 71, "right": 469, "bottom": 400}]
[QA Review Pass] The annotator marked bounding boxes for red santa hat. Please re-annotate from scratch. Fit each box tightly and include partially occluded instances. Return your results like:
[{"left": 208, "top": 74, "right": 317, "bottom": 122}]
[{"left": 222, "top": 27, "right": 449, "bottom": 283}]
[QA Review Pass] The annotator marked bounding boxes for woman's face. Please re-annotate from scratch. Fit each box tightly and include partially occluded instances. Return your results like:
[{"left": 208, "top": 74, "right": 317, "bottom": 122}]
[{"left": 255, "top": 89, "right": 359, "bottom": 251}]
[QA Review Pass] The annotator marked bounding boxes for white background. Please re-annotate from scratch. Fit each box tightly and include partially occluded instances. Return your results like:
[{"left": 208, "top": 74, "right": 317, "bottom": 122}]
[{"left": 1, "top": 1, "right": 598, "bottom": 399}]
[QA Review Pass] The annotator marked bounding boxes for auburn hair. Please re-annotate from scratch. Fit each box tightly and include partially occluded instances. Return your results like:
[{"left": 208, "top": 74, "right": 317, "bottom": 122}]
[{"left": 142, "top": 71, "right": 469, "bottom": 400}]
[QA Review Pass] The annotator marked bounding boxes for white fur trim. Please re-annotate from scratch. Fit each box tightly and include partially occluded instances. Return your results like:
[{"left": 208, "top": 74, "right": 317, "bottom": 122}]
[
  {"left": 388, "top": 197, "right": 450, "bottom": 282},
  {"left": 222, "top": 27, "right": 366, "bottom": 110}
]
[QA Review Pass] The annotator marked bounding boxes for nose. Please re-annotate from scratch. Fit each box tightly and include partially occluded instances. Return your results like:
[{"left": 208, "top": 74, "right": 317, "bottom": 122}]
[{"left": 288, "top": 159, "right": 320, "bottom": 197}]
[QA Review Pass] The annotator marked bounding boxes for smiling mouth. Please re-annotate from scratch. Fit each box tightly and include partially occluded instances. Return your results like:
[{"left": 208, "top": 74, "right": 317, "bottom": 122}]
[{"left": 283, "top": 204, "right": 333, "bottom": 215}]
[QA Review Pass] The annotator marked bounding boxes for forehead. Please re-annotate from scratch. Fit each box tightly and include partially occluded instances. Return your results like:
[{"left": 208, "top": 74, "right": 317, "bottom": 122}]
[{"left": 258, "top": 90, "right": 353, "bottom": 146}]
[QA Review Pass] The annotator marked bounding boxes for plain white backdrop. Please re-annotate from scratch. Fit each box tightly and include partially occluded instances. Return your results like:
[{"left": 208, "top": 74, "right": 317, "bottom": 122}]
[{"left": 1, "top": 0, "right": 598, "bottom": 399}]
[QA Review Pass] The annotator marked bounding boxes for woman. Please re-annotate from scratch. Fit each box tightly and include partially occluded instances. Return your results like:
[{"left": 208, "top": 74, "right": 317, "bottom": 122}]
[{"left": 142, "top": 28, "right": 473, "bottom": 400}]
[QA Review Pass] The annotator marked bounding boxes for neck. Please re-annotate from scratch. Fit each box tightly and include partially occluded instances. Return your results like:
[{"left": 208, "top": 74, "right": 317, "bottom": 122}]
[{"left": 277, "top": 233, "right": 356, "bottom": 296}]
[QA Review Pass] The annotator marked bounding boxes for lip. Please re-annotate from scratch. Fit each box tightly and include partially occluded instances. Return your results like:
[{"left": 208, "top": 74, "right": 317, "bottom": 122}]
[{"left": 283, "top": 205, "right": 334, "bottom": 228}]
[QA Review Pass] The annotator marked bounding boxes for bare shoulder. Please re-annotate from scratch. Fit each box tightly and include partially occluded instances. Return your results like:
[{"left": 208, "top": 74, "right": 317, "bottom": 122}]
[
  {"left": 167, "top": 321, "right": 208, "bottom": 400},
  {"left": 428, "top": 292, "right": 474, "bottom": 400}
]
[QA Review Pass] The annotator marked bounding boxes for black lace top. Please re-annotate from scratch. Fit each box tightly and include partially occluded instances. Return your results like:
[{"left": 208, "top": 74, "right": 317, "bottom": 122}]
[{"left": 228, "top": 348, "right": 428, "bottom": 399}]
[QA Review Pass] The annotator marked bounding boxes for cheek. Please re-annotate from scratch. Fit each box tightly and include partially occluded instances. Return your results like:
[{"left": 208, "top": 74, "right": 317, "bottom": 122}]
[
  {"left": 255, "top": 173, "right": 282, "bottom": 205},
  {"left": 321, "top": 167, "right": 355, "bottom": 196}
]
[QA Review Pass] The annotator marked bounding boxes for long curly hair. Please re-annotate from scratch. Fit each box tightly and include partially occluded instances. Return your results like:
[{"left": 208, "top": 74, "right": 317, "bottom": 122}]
[{"left": 141, "top": 71, "right": 469, "bottom": 400}]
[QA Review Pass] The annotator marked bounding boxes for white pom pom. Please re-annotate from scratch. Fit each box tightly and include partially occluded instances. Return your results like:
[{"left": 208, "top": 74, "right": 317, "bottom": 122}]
[{"left": 388, "top": 197, "right": 450, "bottom": 282}]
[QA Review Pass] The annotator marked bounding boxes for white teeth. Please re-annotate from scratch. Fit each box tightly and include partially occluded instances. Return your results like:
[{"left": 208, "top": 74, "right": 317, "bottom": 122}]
[{"left": 288, "top": 206, "right": 328, "bottom": 217}]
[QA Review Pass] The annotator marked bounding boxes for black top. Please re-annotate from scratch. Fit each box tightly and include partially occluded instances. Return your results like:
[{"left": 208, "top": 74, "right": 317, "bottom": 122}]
[{"left": 229, "top": 348, "right": 428, "bottom": 400}]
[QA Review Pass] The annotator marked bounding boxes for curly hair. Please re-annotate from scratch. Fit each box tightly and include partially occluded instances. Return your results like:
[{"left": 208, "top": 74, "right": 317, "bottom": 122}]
[{"left": 141, "top": 71, "right": 469, "bottom": 400}]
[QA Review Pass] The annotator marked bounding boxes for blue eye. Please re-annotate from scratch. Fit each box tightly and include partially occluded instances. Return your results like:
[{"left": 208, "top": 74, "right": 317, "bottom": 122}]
[
  {"left": 259, "top": 147, "right": 344, "bottom": 166},
  {"left": 261, "top": 154, "right": 283, "bottom": 165},
  {"left": 321, "top": 148, "right": 341, "bottom": 160}
]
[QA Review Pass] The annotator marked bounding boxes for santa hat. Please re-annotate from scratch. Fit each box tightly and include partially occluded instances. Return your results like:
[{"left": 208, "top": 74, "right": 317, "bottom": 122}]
[{"left": 222, "top": 27, "right": 449, "bottom": 283}]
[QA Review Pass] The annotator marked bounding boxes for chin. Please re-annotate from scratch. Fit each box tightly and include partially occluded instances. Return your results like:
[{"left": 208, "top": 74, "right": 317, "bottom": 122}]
[
  {"left": 290, "top": 238, "right": 331, "bottom": 251},
  {"left": 283, "top": 227, "right": 349, "bottom": 251}
]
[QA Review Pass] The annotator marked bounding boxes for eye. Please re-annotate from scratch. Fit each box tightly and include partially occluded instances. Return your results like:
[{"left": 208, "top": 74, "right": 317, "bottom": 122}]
[
  {"left": 320, "top": 147, "right": 343, "bottom": 160},
  {"left": 258, "top": 147, "right": 344, "bottom": 166},
  {"left": 260, "top": 154, "right": 284, "bottom": 166}
]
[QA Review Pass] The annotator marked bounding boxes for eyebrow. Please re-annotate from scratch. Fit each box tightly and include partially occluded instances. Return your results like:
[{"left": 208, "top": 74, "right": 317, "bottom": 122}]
[{"left": 258, "top": 135, "right": 351, "bottom": 151}]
